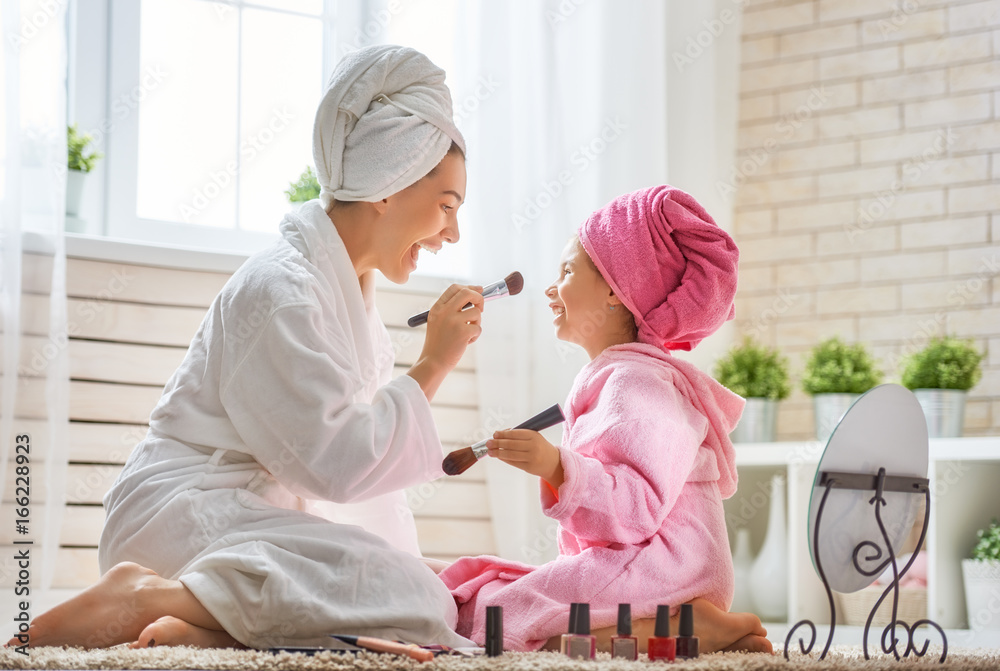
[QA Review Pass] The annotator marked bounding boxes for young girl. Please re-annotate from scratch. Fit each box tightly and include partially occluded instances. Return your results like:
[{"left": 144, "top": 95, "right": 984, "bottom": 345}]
[{"left": 438, "top": 185, "right": 772, "bottom": 654}]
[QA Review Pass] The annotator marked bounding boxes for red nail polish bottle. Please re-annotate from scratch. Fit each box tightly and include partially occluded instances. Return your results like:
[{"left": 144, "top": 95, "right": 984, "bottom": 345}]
[
  {"left": 610, "top": 603, "right": 637, "bottom": 660},
  {"left": 647, "top": 604, "right": 676, "bottom": 662},
  {"left": 675, "top": 603, "right": 699, "bottom": 659},
  {"left": 560, "top": 602, "right": 595, "bottom": 660}
]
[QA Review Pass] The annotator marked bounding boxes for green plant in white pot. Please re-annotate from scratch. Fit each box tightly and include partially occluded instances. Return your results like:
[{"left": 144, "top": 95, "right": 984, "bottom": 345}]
[
  {"left": 900, "top": 336, "right": 983, "bottom": 438},
  {"left": 802, "top": 336, "right": 882, "bottom": 442},
  {"left": 285, "top": 166, "right": 321, "bottom": 204},
  {"left": 714, "top": 337, "right": 790, "bottom": 443},
  {"left": 963, "top": 519, "right": 1000, "bottom": 631},
  {"left": 66, "top": 124, "right": 102, "bottom": 222}
]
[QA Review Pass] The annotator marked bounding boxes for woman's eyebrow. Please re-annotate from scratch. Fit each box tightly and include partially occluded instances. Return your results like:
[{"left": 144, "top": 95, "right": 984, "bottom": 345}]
[{"left": 441, "top": 189, "right": 464, "bottom": 202}]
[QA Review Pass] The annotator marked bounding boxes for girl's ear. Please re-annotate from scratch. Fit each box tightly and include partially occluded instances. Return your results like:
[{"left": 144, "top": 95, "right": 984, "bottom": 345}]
[{"left": 608, "top": 289, "right": 624, "bottom": 307}]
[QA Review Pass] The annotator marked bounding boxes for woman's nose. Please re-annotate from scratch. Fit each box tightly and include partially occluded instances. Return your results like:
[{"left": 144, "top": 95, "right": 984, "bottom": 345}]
[{"left": 442, "top": 220, "right": 459, "bottom": 245}]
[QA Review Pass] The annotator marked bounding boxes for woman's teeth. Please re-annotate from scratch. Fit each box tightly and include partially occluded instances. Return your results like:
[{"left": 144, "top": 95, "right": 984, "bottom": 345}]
[{"left": 418, "top": 243, "right": 438, "bottom": 255}]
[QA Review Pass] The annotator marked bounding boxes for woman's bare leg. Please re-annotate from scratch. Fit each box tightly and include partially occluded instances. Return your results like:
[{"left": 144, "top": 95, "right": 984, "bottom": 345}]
[
  {"left": 422, "top": 557, "right": 452, "bottom": 575},
  {"left": 5, "top": 562, "right": 239, "bottom": 649},
  {"left": 543, "top": 599, "right": 773, "bottom": 655}
]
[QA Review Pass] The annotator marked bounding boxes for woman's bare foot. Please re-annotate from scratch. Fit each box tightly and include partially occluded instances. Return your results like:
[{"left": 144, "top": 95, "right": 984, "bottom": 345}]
[
  {"left": 131, "top": 616, "right": 244, "bottom": 649},
  {"left": 550, "top": 598, "right": 771, "bottom": 655},
  {"left": 4, "top": 562, "right": 227, "bottom": 649}
]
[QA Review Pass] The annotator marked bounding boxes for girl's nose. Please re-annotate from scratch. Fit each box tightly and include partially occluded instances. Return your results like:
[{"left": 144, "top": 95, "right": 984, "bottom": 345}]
[{"left": 544, "top": 284, "right": 556, "bottom": 298}]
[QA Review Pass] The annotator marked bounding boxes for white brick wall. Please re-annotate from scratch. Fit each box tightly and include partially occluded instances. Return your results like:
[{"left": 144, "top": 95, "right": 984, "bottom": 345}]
[{"left": 732, "top": 0, "right": 1000, "bottom": 439}]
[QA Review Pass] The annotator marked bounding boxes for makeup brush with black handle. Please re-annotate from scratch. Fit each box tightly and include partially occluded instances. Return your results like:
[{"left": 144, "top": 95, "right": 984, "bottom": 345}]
[
  {"left": 407, "top": 271, "right": 523, "bottom": 327},
  {"left": 442, "top": 403, "right": 565, "bottom": 476}
]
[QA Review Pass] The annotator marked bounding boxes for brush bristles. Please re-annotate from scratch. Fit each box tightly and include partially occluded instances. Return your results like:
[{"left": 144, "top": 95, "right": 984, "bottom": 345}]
[
  {"left": 442, "top": 446, "right": 478, "bottom": 476},
  {"left": 504, "top": 271, "right": 524, "bottom": 297}
]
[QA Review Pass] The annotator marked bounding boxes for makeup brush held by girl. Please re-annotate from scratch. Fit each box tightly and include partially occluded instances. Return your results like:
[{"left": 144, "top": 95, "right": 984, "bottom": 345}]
[
  {"left": 408, "top": 271, "right": 524, "bottom": 327},
  {"left": 442, "top": 404, "right": 565, "bottom": 476}
]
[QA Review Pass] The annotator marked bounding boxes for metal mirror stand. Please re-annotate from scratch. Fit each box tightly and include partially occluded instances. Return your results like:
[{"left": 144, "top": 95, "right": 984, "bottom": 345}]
[{"left": 783, "top": 467, "right": 948, "bottom": 663}]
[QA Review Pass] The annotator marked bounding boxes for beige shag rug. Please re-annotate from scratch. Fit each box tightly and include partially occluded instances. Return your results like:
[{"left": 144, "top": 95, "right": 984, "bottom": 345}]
[{"left": 0, "top": 646, "right": 995, "bottom": 670}]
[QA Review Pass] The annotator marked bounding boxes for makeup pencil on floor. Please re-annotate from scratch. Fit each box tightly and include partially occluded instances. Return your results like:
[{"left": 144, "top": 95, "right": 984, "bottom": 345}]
[{"left": 330, "top": 635, "right": 434, "bottom": 662}]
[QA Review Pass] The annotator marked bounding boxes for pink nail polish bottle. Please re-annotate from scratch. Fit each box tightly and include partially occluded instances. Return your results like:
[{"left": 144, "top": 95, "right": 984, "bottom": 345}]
[
  {"left": 610, "top": 603, "right": 637, "bottom": 660},
  {"left": 647, "top": 604, "right": 676, "bottom": 662},
  {"left": 560, "top": 602, "right": 595, "bottom": 660},
  {"left": 675, "top": 603, "right": 699, "bottom": 659}
]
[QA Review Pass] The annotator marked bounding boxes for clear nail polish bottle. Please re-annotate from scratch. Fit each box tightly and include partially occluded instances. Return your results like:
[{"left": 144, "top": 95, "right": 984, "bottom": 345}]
[
  {"left": 610, "top": 603, "right": 637, "bottom": 660},
  {"left": 647, "top": 604, "right": 676, "bottom": 662},
  {"left": 560, "top": 602, "right": 595, "bottom": 660}
]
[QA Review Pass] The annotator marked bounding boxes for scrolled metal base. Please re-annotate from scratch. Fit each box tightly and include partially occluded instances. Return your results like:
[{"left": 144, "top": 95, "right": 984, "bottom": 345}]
[{"left": 783, "top": 468, "right": 947, "bottom": 663}]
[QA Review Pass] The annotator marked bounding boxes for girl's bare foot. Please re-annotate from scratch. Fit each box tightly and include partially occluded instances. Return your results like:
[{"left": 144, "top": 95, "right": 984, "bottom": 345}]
[
  {"left": 131, "top": 616, "right": 244, "bottom": 649},
  {"left": 721, "top": 633, "right": 774, "bottom": 654},
  {"left": 4, "top": 561, "right": 226, "bottom": 649}
]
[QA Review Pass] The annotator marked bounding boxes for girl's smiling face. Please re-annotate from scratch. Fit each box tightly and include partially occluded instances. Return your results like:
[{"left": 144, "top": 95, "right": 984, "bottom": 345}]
[{"left": 545, "top": 236, "right": 633, "bottom": 359}]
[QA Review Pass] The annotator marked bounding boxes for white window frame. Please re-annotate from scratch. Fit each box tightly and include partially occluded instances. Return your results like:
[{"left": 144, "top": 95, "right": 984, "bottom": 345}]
[{"left": 99, "top": 0, "right": 367, "bottom": 254}]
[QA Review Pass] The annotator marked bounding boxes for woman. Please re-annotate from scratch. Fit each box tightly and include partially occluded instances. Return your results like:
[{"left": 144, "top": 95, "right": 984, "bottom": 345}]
[{"left": 12, "top": 45, "right": 479, "bottom": 650}]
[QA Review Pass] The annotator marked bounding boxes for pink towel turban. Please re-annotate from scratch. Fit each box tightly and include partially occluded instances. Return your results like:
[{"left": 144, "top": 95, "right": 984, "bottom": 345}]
[{"left": 577, "top": 185, "right": 739, "bottom": 352}]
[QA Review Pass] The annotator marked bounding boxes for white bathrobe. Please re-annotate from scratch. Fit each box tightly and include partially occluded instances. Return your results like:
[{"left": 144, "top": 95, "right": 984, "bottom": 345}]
[{"left": 99, "top": 201, "right": 470, "bottom": 649}]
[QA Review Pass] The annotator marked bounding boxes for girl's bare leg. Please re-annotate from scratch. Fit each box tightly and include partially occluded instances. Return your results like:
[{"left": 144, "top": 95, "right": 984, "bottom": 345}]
[
  {"left": 543, "top": 599, "right": 773, "bottom": 654},
  {"left": 422, "top": 557, "right": 452, "bottom": 575},
  {"left": 5, "top": 562, "right": 241, "bottom": 649}
]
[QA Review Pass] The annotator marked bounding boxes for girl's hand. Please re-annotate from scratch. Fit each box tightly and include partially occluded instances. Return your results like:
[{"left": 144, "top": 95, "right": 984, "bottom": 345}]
[{"left": 486, "top": 429, "right": 564, "bottom": 488}]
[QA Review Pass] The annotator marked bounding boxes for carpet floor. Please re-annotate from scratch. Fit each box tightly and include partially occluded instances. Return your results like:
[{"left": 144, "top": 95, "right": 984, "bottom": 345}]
[{"left": 0, "top": 646, "right": 996, "bottom": 670}]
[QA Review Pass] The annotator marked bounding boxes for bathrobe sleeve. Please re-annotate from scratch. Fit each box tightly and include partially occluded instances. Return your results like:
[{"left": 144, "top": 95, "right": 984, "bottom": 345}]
[
  {"left": 219, "top": 302, "right": 442, "bottom": 503},
  {"left": 542, "top": 368, "right": 709, "bottom": 546}
]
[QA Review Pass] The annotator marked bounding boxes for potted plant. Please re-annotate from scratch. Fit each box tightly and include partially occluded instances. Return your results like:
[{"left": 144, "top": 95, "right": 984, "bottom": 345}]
[
  {"left": 285, "top": 165, "right": 320, "bottom": 203},
  {"left": 963, "top": 519, "right": 1000, "bottom": 631},
  {"left": 66, "top": 124, "right": 102, "bottom": 224},
  {"left": 714, "top": 336, "right": 790, "bottom": 443},
  {"left": 900, "top": 336, "right": 983, "bottom": 438},
  {"left": 802, "top": 336, "right": 882, "bottom": 442}
]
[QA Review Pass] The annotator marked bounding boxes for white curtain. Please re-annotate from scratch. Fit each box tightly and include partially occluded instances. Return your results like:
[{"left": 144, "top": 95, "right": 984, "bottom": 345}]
[
  {"left": 451, "top": 0, "right": 741, "bottom": 563},
  {"left": 0, "top": 0, "right": 71, "bottom": 614}
]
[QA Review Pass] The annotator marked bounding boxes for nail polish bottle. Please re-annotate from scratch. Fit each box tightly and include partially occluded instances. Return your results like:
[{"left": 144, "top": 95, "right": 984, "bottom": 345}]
[
  {"left": 675, "top": 603, "right": 699, "bottom": 659},
  {"left": 485, "top": 605, "right": 503, "bottom": 657},
  {"left": 647, "top": 604, "right": 676, "bottom": 662},
  {"left": 610, "top": 603, "right": 637, "bottom": 660},
  {"left": 560, "top": 602, "right": 596, "bottom": 660}
]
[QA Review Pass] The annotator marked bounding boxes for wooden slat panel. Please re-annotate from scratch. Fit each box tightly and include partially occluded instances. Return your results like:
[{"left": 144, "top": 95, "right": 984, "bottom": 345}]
[
  {"left": 50, "top": 548, "right": 100, "bottom": 589},
  {"left": 0, "top": 504, "right": 104, "bottom": 546},
  {"left": 13, "top": 377, "right": 46, "bottom": 420},
  {"left": 416, "top": 518, "right": 495, "bottom": 556},
  {"left": 0, "top": 463, "right": 121, "bottom": 505},
  {"left": 393, "top": 366, "right": 477, "bottom": 408},
  {"left": 406, "top": 480, "right": 489, "bottom": 520},
  {"left": 70, "top": 381, "right": 163, "bottom": 424},
  {"left": 69, "top": 340, "right": 185, "bottom": 386},
  {"left": 5, "top": 420, "right": 52, "bottom": 461},
  {"left": 66, "top": 258, "right": 230, "bottom": 308},
  {"left": 376, "top": 290, "right": 438, "bottom": 328},
  {"left": 69, "top": 422, "right": 145, "bottom": 463},
  {"left": 67, "top": 298, "right": 205, "bottom": 346},
  {"left": 430, "top": 407, "right": 480, "bottom": 445},
  {"left": 22, "top": 252, "right": 55, "bottom": 294},
  {"left": 387, "top": 326, "right": 475, "bottom": 372},
  {"left": 20, "top": 294, "right": 50, "bottom": 335}
]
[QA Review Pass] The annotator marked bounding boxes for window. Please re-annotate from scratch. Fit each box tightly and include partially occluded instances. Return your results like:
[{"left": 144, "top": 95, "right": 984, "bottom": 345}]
[{"left": 100, "top": 0, "right": 470, "bottom": 279}]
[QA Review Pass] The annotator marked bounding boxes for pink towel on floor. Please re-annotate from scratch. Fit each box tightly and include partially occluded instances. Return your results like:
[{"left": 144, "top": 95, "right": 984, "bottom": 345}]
[
  {"left": 578, "top": 185, "right": 739, "bottom": 352},
  {"left": 438, "top": 343, "right": 745, "bottom": 651}
]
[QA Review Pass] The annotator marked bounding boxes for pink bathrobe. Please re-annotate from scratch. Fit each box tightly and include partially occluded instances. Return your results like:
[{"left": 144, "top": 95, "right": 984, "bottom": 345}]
[{"left": 438, "top": 342, "right": 745, "bottom": 651}]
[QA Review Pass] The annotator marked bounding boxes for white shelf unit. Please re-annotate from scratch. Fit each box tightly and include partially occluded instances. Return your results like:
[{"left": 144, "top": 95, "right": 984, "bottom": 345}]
[{"left": 727, "top": 436, "right": 1000, "bottom": 648}]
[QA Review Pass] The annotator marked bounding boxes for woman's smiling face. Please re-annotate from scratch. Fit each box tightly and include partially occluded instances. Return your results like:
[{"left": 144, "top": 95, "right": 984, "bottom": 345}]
[{"left": 376, "top": 148, "right": 467, "bottom": 283}]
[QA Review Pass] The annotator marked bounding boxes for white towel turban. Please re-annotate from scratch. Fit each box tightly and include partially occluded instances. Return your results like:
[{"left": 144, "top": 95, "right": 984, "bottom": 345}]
[{"left": 312, "top": 45, "right": 466, "bottom": 209}]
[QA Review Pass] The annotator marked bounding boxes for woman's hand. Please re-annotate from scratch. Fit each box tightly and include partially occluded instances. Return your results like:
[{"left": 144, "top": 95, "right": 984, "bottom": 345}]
[
  {"left": 407, "top": 284, "right": 483, "bottom": 402},
  {"left": 486, "top": 429, "right": 564, "bottom": 489}
]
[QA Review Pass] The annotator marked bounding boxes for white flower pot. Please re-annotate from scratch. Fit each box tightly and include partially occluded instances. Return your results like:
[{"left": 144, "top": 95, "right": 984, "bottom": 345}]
[
  {"left": 749, "top": 473, "right": 788, "bottom": 621},
  {"left": 812, "top": 393, "right": 859, "bottom": 443},
  {"left": 731, "top": 398, "right": 777, "bottom": 443},
  {"left": 962, "top": 559, "right": 1000, "bottom": 631},
  {"left": 66, "top": 168, "right": 86, "bottom": 216},
  {"left": 914, "top": 389, "right": 967, "bottom": 438}
]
